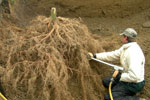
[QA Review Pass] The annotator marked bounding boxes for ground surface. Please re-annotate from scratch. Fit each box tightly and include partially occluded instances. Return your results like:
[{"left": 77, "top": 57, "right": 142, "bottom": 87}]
[{"left": 0, "top": 0, "right": 150, "bottom": 100}]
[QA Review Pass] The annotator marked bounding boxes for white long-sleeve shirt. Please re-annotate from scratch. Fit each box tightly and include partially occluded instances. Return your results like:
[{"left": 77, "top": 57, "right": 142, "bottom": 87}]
[{"left": 96, "top": 42, "right": 145, "bottom": 83}]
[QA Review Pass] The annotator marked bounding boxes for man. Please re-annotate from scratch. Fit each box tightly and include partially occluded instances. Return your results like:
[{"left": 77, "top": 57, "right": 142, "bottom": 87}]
[{"left": 87, "top": 28, "right": 145, "bottom": 100}]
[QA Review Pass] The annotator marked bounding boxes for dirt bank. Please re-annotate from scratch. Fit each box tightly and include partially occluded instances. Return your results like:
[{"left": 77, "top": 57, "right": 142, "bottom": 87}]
[
  {"left": 0, "top": 0, "right": 150, "bottom": 100},
  {"left": 9, "top": 0, "right": 150, "bottom": 18}
]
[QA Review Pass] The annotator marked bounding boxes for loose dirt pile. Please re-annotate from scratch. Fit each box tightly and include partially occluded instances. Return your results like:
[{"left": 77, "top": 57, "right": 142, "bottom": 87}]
[{"left": 0, "top": 14, "right": 118, "bottom": 100}]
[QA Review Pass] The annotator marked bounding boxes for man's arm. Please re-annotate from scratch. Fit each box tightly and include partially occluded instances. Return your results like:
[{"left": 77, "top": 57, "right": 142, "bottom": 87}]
[{"left": 95, "top": 47, "right": 122, "bottom": 62}]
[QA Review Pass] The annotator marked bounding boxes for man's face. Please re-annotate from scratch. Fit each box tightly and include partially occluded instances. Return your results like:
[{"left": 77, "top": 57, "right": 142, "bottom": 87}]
[{"left": 122, "top": 35, "right": 128, "bottom": 44}]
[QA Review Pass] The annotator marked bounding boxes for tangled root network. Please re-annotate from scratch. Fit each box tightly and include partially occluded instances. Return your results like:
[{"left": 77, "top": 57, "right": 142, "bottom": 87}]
[{"left": 1, "top": 16, "right": 105, "bottom": 100}]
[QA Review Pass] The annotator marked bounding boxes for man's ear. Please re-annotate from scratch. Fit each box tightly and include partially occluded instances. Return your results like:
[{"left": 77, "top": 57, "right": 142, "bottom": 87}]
[{"left": 124, "top": 36, "right": 128, "bottom": 40}]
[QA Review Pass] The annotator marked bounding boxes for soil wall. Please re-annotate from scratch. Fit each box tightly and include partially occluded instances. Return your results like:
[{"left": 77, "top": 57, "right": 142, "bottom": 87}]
[
  {"left": 10, "top": 0, "right": 150, "bottom": 19},
  {"left": 0, "top": 0, "right": 150, "bottom": 100}
]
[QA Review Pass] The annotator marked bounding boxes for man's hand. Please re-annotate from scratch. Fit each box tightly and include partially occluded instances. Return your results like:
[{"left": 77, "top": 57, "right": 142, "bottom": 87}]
[
  {"left": 113, "top": 70, "right": 119, "bottom": 78},
  {"left": 113, "top": 70, "right": 121, "bottom": 83},
  {"left": 87, "top": 52, "right": 94, "bottom": 60}
]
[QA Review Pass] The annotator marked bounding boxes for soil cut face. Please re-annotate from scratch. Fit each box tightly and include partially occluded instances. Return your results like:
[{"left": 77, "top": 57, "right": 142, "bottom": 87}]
[{"left": 0, "top": 0, "right": 150, "bottom": 100}]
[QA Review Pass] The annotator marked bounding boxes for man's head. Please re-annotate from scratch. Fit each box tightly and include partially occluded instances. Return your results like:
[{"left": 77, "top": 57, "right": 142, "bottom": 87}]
[
  {"left": 120, "top": 28, "right": 137, "bottom": 38},
  {"left": 120, "top": 28, "right": 137, "bottom": 43}
]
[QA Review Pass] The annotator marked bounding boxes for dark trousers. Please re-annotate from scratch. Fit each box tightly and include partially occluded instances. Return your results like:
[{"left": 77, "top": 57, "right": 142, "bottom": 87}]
[{"left": 103, "top": 76, "right": 140, "bottom": 100}]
